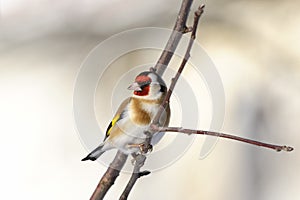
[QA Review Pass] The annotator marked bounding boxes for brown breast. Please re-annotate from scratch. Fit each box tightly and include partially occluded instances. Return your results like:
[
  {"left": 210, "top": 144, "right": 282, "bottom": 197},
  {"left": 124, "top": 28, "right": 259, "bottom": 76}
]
[
  {"left": 130, "top": 98, "right": 151, "bottom": 125},
  {"left": 130, "top": 97, "right": 162, "bottom": 125}
]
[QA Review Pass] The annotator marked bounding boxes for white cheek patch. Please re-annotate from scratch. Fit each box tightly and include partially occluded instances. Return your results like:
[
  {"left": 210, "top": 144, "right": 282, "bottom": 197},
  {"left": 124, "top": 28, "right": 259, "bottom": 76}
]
[
  {"left": 148, "top": 73, "right": 158, "bottom": 83},
  {"left": 149, "top": 84, "right": 163, "bottom": 99},
  {"left": 149, "top": 83, "right": 160, "bottom": 94}
]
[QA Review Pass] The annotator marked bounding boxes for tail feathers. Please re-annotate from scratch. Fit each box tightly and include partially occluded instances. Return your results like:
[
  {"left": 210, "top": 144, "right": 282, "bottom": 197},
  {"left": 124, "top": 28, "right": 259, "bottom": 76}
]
[{"left": 81, "top": 144, "right": 105, "bottom": 161}]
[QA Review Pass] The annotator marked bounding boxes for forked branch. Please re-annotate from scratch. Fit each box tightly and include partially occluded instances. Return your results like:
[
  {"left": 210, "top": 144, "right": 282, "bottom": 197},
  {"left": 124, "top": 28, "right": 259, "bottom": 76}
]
[
  {"left": 152, "top": 0, "right": 195, "bottom": 76},
  {"left": 89, "top": 1, "right": 294, "bottom": 200},
  {"left": 90, "top": 151, "right": 127, "bottom": 200},
  {"left": 121, "top": 2, "right": 294, "bottom": 198},
  {"left": 119, "top": 4, "right": 206, "bottom": 200},
  {"left": 152, "top": 4, "right": 205, "bottom": 125},
  {"left": 90, "top": 1, "right": 198, "bottom": 200},
  {"left": 119, "top": 155, "right": 150, "bottom": 200}
]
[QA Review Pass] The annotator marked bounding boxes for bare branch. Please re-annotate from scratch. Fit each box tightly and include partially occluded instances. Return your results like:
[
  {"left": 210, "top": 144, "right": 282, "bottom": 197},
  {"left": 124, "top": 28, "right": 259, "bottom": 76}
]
[
  {"left": 152, "top": 126, "right": 294, "bottom": 152},
  {"left": 90, "top": 1, "right": 199, "bottom": 200},
  {"left": 87, "top": 0, "right": 294, "bottom": 199},
  {"left": 119, "top": 155, "right": 149, "bottom": 200},
  {"left": 152, "top": 0, "right": 194, "bottom": 76},
  {"left": 119, "top": 4, "right": 206, "bottom": 200},
  {"left": 152, "top": 4, "right": 205, "bottom": 125},
  {"left": 90, "top": 151, "right": 128, "bottom": 200}
]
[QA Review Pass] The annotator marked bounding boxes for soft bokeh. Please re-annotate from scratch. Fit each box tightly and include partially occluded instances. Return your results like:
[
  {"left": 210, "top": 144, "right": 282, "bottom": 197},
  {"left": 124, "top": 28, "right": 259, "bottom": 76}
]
[{"left": 0, "top": 0, "right": 299, "bottom": 199}]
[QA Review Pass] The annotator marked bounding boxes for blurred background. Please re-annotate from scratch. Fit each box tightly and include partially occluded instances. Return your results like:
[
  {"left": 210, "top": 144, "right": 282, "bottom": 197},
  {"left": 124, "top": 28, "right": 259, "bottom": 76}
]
[{"left": 0, "top": 0, "right": 299, "bottom": 199}]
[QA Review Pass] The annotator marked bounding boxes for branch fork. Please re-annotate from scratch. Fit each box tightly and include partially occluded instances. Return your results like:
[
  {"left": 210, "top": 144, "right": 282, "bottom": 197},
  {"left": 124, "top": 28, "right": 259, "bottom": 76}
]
[
  {"left": 119, "top": 5, "right": 207, "bottom": 199},
  {"left": 88, "top": 1, "right": 293, "bottom": 200},
  {"left": 120, "top": 3, "right": 293, "bottom": 199}
]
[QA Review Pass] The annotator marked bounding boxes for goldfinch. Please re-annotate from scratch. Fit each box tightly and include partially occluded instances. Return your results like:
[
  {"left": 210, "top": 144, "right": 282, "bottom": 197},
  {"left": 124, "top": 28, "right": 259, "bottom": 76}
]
[{"left": 82, "top": 71, "right": 170, "bottom": 161}]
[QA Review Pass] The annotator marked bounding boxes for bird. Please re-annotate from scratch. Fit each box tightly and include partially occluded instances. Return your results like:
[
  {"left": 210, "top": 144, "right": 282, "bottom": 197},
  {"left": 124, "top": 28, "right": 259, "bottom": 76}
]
[{"left": 81, "top": 71, "right": 170, "bottom": 161}]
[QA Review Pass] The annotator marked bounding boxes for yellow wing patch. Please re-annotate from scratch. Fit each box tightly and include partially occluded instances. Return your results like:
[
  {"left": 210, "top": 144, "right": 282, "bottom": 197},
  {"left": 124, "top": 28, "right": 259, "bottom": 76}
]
[{"left": 104, "top": 114, "right": 120, "bottom": 141}]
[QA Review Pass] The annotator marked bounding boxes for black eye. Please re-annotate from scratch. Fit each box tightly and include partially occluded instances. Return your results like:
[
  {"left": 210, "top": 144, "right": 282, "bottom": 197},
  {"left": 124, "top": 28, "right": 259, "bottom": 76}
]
[
  {"left": 139, "top": 81, "right": 151, "bottom": 88},
  {"left": 140, "top": 84, "right": 148, "bottom": 90}
]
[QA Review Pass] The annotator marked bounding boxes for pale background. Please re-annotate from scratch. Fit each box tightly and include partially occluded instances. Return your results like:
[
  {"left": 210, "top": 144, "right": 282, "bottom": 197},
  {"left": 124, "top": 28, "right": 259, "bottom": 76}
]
[{"left": 0, "top": 0, "right": 299, "bottom": 199}]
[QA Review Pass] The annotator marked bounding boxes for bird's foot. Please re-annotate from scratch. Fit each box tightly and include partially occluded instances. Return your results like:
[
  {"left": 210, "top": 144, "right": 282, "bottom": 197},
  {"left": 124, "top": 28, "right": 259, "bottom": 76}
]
[
  {"left": 139, "top": 142, "right": 153, "bottom": 154},
  {"left": 127, "top": 142, "right": 153, "bottom": 155}
]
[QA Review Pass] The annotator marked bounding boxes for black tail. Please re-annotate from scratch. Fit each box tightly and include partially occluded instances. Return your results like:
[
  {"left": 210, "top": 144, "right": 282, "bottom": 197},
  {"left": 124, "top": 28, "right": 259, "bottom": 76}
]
[{"left": 81, "top": 144, "right": 104, "bottom": 161}]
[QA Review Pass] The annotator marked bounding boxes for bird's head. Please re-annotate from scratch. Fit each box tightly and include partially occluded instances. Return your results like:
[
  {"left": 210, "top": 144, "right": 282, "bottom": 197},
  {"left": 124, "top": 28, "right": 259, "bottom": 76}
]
[{"left": 128, "top": 71, "right": 167, "bottom": 100}]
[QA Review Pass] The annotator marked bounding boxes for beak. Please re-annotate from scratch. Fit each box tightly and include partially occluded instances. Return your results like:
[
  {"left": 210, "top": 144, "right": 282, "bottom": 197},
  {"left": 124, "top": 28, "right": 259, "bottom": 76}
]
[{"left": 128, "top": 82, "right": 142, "bottom": 91}]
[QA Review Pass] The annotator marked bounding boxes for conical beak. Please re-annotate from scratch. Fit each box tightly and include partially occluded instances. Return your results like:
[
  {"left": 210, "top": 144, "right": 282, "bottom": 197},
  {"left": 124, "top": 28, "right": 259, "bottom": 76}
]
[{"left": 128, "top": 82, "right": 142, "bottom": 91}]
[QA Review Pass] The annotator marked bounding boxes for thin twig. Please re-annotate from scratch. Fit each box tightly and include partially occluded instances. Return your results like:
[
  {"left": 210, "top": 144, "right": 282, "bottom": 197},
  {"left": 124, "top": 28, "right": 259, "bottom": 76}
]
[
  {"left": 153, "top": 126, "right": 294, "bottom": 152},
  {"left": 152, "top": 4, "right": 205, "bottom": 125},
  {"left": 90, "top": 151, "right": 128, "bottom": 200},
  {"left": 119, "top": 155, "right": 150, "bottom": 200},
  {"left": 119, "top": 4, "right": 206, "bottom": 200}
]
